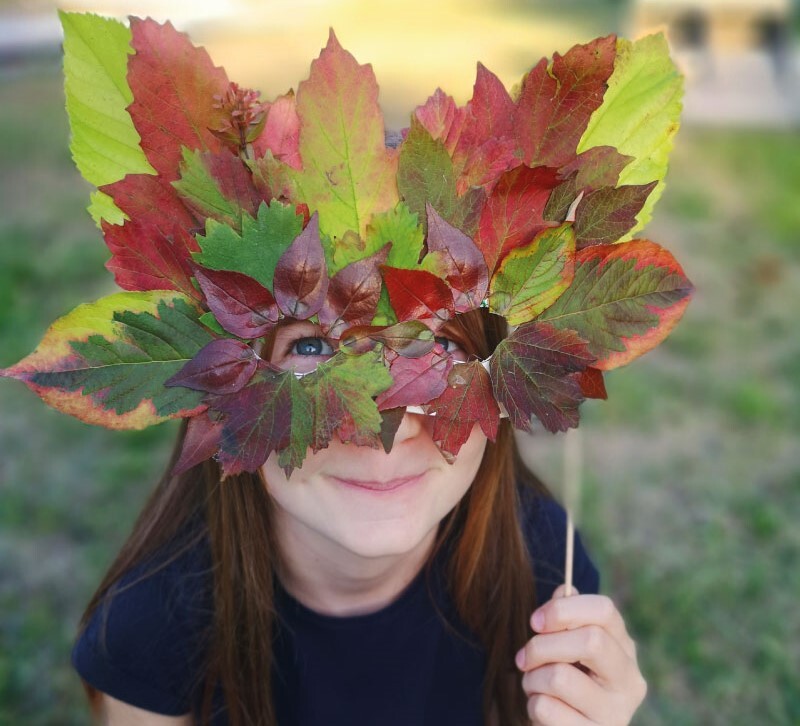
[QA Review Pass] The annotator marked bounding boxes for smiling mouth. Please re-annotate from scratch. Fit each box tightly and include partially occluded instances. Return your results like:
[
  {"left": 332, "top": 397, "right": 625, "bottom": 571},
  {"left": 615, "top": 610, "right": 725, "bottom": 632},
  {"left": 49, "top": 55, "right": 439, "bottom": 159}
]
[{"left": 330, "top": 471, "right": 427, "bottom": 493}]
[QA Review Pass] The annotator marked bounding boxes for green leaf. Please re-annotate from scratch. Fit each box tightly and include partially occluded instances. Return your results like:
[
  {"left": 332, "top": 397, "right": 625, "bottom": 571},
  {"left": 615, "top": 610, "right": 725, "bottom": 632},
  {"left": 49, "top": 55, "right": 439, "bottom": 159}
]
[
  {"left": 193, "top": 201, "right": 304, "bottom": 291},
  {"left": 577, "top": 34, "right": 684, "bottom": 239},
  {"left": 489, "top": 224, "right": 575, "bottom": 325},
  {"left": 60, "top": 11, "right": 156, "bottom": 224},
  {"left": 364, "top": 203, "right": 425, "bottom": 270},
  {"left": 172, "top": 148, "right": 242, "bottom": 228},
  {"left": 1, "top": 292, "right": 211, "bottom": 429},
  {"left": 89, "top": 190, "right": 127, "bottom": 227}
]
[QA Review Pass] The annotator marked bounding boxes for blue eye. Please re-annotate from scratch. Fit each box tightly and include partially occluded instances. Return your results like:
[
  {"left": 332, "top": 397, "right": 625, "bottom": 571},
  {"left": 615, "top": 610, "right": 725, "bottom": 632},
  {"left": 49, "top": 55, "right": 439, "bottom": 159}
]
[
  {"left": 434, "top": 336, "right": 466, "bottom": 360},
  {"left": 292, "top": 337, "right": 334, "bottom": 357}
]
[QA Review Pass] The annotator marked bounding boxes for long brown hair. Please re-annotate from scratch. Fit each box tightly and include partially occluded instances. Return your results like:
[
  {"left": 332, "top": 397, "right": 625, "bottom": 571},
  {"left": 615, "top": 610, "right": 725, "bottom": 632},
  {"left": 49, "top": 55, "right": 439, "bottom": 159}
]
[{"left": 79, "top": 309, "right": 550, "bottom": 725}]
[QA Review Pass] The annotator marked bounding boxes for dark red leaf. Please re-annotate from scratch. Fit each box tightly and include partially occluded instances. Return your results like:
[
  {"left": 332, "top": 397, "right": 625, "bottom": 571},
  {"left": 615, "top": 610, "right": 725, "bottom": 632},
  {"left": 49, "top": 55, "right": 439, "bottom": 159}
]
[
  {"left": 381, "top": 266, "right": 454, "bottom": 326},
  {"left": 193, "top": 266, "right": 279, "bottom": 339},
  {"left": 379, "top": 406, "right": 406, "bottom": 453},
  {"left": 172, "top": 412, "right": 223, "bottom": 475},
  {"left": 428, "top": 360, "right": 500, "bottom": 458},
  {"left": 165, "top": 338, "right": 258, "bottom": 394},
  {"left": 515, "top": 36, "right": 616, "bottom": 169},
  {"left": 128, "top": 18, "right": 230, "bottom": 181},
  {"left": 103, "top": 220, "right": 202, "bottom": 300},
  {"left": 273, "top": 213, "right": 329, "bottom": 319},
  {"left": 464, "top": 63, "right": 515, "bottom": 142},
  {"left": 574, "top": 182, "right": 658, "bottom": 248},
  {"left": 475, "top": 165, "right": 561, "bottom": 274},
  {"left": 425, "top": 204, "right": 488, "bottom": 312},
  {"left": 318, "top": 245, "right": 390, "bottom": 338},
  {"left": 490, "top": 321, "right": 594, "bottom": 433},
  {"left": 574, "top": 367, "right": 607, "bottom": 399},
  {"left": 376, "top": 347, "right": 453, "bottom": 410}
]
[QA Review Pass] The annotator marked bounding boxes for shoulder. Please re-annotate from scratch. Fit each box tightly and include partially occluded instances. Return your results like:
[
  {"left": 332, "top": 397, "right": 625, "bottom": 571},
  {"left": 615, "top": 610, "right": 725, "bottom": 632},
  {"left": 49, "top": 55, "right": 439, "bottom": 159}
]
[
  {"left": 517, "top": 484, "right": 600, "bottom": 604},
  {"left": 72, "top": 532, "right": 213, "bottom": 716}
]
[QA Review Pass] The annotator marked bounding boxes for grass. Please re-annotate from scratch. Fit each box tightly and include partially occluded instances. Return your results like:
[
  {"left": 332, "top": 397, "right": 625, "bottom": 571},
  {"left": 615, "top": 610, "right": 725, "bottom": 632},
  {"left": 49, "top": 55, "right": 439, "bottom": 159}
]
[{"left": 1, "top": 57, "right": 799, "bottom": 726}]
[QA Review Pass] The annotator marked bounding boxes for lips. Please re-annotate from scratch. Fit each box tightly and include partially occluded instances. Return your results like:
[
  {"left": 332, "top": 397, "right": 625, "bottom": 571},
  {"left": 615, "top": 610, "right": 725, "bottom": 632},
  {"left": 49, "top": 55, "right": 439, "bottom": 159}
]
[{"left": 330, "top": 471, "right": 428, "bottom": 492}]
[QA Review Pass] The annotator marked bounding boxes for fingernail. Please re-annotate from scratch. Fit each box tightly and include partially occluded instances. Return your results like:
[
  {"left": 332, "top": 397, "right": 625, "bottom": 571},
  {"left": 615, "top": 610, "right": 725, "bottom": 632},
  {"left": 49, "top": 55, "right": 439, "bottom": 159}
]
[
  {"left": 531, "top": 610, "right": 545, "bottom": 632},
  {"left": 515, "top": 648, "right": 526, "bottom": 669}
]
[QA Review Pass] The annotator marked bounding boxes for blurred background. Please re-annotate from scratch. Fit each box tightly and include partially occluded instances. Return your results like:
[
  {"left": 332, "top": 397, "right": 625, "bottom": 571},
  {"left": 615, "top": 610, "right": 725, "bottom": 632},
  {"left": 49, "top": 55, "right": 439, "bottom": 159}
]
[{"left": 0, "top": 0, "right": 798, "bottom": 723}]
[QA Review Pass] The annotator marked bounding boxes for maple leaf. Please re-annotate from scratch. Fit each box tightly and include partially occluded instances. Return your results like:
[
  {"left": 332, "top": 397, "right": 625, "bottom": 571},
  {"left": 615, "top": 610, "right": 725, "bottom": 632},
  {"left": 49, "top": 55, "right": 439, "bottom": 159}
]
[
  {"left": 573, "top": 182, "right": 658, "bottom": 248},
  {"left": 427, "top": 360, "right": 500, "bottom": 458},
  {"left": 103, "top": 220, "right": 201, "bottom": 301},
  {"left": 421, "top": 204, "right": 488, "bottom": 312},
  {"left": 475, "top": 165, "right": 561, "bottom": 275},
  {"left": 0, "top": 292, "right": 212, "bottom": 429},
  {"left": 166, "top": 339, "right": 258, "bottom": 394},
  {"left": 172, "top": 149, "right": 264, "bottom": 230},
  {"left": 319, "top": 245, "right": 390, "bottom": 338},
  {"left": 290, "top": 30, "right": 398, "bottom": 239},
  {"left": 489, "top": 224, "right": 575, "bottom": 326},
  {"left": 301, "top": 350, "right": 392, "bottom": 451},
  {"left": 375, "top": 347, "right": 453, "bottom": 410},
  {"left": 127, "top": 18, "right": 230, "bottom": 181},
  {"left": 490, "top": 322, "right": 594, "bottom": 433},
  {"left": 381, "top": 266, "right": 454, "bottom": 326},
  {"left": 273, "top": 214, "right": 329, "bottom": 319},
  {"left": 515, "top": 35, "right": 617, "bottom": 169},
  {"left": 192, "top": 266, "right": 279, "bottom": 339},
  {"left": 397, "top": 119, "right": 485, "bottom": 236},
  {"left": 193, "top": 201, "right": 304, "bottom": 291},
  {"left": 537, "top": 239, "right": 693, "bottom": 369}
]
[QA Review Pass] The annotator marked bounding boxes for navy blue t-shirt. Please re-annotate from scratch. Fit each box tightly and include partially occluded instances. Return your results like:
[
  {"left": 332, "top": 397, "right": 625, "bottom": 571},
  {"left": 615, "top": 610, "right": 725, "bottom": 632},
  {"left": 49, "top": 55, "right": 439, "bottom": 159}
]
[{"left": 72, "top": 490, "right": 599, "bottom": 724}]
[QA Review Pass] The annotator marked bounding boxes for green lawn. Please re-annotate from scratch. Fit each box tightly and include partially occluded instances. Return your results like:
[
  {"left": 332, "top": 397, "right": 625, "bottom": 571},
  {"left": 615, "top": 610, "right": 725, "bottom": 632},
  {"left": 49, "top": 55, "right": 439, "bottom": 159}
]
[{"left": 1, "top": 61, "right": 798, "bottom": 725}]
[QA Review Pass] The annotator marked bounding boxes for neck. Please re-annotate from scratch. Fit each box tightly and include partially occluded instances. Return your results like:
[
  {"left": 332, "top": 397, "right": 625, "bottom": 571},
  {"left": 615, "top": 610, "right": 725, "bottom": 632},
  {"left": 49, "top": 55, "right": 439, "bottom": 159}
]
[{"left": 273, "top": 513, "right": 437, "bottom": 617}]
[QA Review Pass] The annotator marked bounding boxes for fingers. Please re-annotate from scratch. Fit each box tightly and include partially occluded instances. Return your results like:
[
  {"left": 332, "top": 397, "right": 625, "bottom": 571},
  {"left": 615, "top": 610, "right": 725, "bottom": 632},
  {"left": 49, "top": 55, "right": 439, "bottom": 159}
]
[
  {"left": 531, "top": 594, "right": 637, "bottom": 661},
  {"left": 522, "top": 662, "right": 604, "bottom": 718},
  {"left": 526, "top": 693, "right": 594, "bottom": 726},
  {"left": 516, "top": 624, "right": 631, "bottom": 686}
]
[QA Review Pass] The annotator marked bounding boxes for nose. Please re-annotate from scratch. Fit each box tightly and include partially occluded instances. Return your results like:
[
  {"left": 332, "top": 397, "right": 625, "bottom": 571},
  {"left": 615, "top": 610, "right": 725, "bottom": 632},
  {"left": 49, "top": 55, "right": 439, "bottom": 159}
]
[{"left": 391, "top": 410, "right": 429, "bottom": 447}]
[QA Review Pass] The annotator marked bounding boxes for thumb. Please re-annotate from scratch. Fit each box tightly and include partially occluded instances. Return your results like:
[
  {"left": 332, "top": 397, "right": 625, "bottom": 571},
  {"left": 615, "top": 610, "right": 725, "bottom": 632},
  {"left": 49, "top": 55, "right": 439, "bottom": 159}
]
[{"left": 551, "top": 583, "right": 580, "bottom": 600}]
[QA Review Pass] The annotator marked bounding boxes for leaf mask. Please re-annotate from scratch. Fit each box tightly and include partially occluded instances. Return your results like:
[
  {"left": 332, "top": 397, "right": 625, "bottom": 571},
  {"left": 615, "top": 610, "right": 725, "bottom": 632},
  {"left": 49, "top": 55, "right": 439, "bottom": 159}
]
[{"left": 0, "top": 13, "right": 693, "bottom": 476}]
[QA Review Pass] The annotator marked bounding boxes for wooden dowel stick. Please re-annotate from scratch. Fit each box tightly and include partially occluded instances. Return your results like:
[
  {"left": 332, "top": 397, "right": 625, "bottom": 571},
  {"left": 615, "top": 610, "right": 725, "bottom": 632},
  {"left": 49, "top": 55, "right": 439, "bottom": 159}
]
[{"left": 563, "top": 427, "right": 582, "bottom": 597}]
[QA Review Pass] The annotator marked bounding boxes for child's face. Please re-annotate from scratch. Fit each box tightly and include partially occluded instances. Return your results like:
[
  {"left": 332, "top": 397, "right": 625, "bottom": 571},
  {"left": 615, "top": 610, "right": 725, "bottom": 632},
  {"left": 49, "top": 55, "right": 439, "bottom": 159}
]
[{"left": 260, "top": 320, "right": 486, "bottom": 562}]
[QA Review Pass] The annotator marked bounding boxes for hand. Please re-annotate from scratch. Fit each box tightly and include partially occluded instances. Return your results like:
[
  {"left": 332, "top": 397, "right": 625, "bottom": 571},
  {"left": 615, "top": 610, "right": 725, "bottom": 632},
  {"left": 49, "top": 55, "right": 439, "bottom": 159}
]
[{"left": 515, "top": 585, "right": 647, "bottom": 725}]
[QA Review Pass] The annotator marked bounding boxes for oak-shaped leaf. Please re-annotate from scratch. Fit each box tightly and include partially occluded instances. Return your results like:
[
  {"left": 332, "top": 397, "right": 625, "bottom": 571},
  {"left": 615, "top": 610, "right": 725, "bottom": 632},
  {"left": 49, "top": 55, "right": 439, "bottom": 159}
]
[
  {"left": 103, "top": 220, "right": 201, "bottom": 301},
  {"left": 172, "top": 411, "right": 224, "bottom": 475},
  {"left": 515, "top": 35, "right": 616, "bottom": 169},
  {"left": 290, "top": 30, "right": 398, "bottom": 239},
  {"left": 375, "top": 347, "right": 453, "bottom": 410},
  {"left": 193, "top": 265, "right": 279, "bottom": 339},
  {"left": 422, "top": 204, "right": 488, "bottom": 313},
  {"left": 165, "top": 338, "right": 258, "bottom": 394},
  {"left": 0, "top": 292, "right": 212, "bottom": 429},
  {"left": 381, "top": 266, "right": 454, "bottom": 327},
  {"left": 537, "top": 239, "right": 693, "bottom": 369},
  {"left": 319, "top": 245, "right": 390, "bottom": 338},
  {"left": 489, "top": 224, "right": 575, "bottom": 326},
  {"left": 427, "top": 360, "right": 500, "bottom": 458},
  {"left": 475, "top": 165, "right": 561, "bottom": 275},
  {"left": 301, "top": 350, "right": 392, "bottom": 451},
  {"left": 490, "top": 321, "right": 594, "bottom": 433},
  {"left": 194, "top": 200, "right": 305, "bottom": 292},
  {"left": 127, "top": 18, "right": 230, "bottom": 181},
  {"left": 273, "top": 214, "right": 329, "bottom": 319},
  {"left": 573, "top": 182, "right": 657, "bottom": 248}
]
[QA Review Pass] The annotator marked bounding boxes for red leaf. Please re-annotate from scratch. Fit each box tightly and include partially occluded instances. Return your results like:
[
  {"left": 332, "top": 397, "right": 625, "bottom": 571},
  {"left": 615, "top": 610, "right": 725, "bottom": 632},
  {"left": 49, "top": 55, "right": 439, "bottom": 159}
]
[
  {"left": 273, "top": 214, "right": 329, "bottom": 320},
  {"left": 464, "top": 63, "right": 515, "bottom": 142},
  {"left": 414, "top": 88, "right": 466, "bottom": 155},
  {"left": 490, "top": 321, "right": 594, "bottom": 433},
  {"left": 376, "top": 347, "right": 453, "bottom": 410},
  {"left": 574, "top": 367, "right": 607, "bottom": 400},
  {"left": 428, "top": 360, "right": 500, "bottom": 458},
  {"left": 475, "top": 165, "right": 561, "bottom": 274},
  {"left": 515, "top": 36, "right": 616, "bottom": 169},
  {"left": 558, "top": 146, "right": 634, "bottom": 192},
  {"left": 252, "top": 91, "right": 301, "bottom": 168},
  {"left": 165, "top": 338, "right": 258, "bottom": 394},
  {"left": 456, "top": 137, "right": 519, "bottom": 196},
  {"left": 193, "top": 266, "right": 279, "bottom": 339},
  {"left": 319, "top": 245, "right": 390, "bottom": 338},
  {"left": 101, "top": 174, "right": 199, "bottom": 236},
  {"left": 381, "top": 266, "right": 455, "bottom": 326},
  {"left": 103, "top": 220, "right": 202, "bottom": 300},
  {"left": 574, "top": 182, "right": 658, "bottom": 248},
  {"left": 172, "top": 412, "right": 223, "bottom": 475},
  {"left": 425, "top": 204, "right": 488, "bottom": 312},
  {"left": 128, "top": 18, "right": 230, "bottom": 181}
]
